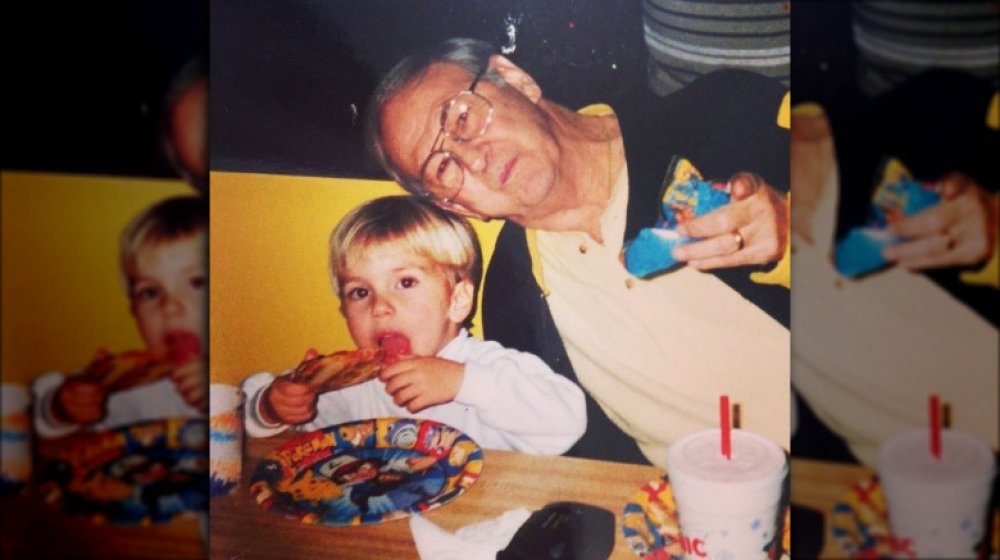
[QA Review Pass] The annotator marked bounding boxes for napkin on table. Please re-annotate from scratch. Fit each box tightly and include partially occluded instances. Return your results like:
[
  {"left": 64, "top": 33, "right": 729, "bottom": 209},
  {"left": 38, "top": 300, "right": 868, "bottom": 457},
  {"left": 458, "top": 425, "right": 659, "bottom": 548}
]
[{"left": 410, "top": 508, "right": 532, "bottom": 560}]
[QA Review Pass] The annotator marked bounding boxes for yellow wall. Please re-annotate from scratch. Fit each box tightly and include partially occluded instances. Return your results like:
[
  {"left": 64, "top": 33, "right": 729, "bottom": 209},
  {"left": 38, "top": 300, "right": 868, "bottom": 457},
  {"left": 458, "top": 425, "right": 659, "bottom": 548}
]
[
  {"left": 1, "top": 171, "right": 196, "bottom": 384},
  {"left": 209, "top": 171, "right": 503, "bottom": 385}
]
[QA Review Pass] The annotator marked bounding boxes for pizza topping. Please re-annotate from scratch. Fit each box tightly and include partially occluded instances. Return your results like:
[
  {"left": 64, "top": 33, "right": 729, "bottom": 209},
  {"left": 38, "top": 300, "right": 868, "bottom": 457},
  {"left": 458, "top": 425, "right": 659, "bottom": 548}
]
[
  {"left": 293, "top": 347, "right": 385, "bottom": 393},
  {"left": 80, "top": 350, "right": 173, "bottom": 392}
]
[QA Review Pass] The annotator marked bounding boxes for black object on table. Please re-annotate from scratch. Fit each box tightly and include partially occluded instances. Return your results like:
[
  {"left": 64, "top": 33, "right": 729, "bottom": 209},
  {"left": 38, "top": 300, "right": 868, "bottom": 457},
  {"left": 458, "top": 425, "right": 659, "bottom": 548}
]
[
  {"left": 790, "top": 504, "right": 824, "bottom": 559},
  {"left": 497, "top": 501, "right": 615, "bottom": 560}
]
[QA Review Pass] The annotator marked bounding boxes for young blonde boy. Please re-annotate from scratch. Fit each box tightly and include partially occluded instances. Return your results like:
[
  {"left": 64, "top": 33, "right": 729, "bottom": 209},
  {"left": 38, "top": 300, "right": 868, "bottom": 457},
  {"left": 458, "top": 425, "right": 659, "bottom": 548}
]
[
  {"left": 243, "top": 196, "right": 585, "bottom": 455},
  {"left": 33, "top": 196, "right": 208, "bottom": 437}
]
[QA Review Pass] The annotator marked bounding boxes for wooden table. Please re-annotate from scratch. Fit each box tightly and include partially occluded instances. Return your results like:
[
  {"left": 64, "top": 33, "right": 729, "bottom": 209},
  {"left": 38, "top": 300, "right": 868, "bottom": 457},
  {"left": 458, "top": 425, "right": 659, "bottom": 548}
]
[
  {"left": 211, "top": 432, "right": 665, "bottom": 559},
  {"left": 0, "top": 437, "right": 206, "bottom": 560},
  {"left": 790, "top": 458, "right": 872, "bottom": 559},
  {"left": 0, "top": 493, "right": 204, "bottom": 559}
]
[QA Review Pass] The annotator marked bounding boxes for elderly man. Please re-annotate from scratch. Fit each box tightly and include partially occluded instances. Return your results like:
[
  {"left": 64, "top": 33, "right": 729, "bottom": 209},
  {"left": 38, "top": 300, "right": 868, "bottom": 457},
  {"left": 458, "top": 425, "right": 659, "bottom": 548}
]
[{"left": 366, "top": 38, "right": 790, "bottom": 466}]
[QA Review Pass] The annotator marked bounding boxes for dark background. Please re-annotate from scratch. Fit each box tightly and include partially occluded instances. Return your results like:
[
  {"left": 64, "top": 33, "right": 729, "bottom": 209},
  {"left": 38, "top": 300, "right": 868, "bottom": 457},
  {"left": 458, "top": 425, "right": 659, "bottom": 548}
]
[
  {"left": 2, "top": 1, "right": 207, "bottom": 179},
  {"left": 3, "top": 1, "right": 650, "bottom": 181},
  {"left": 209, "top": 0, "right": 649, "bottom": 179},
  {"left": 3, "top": 2, "right": 860, "bottom": 182},
  {"left": 5, "top": 1, "right": 853, "bottom": 183}
]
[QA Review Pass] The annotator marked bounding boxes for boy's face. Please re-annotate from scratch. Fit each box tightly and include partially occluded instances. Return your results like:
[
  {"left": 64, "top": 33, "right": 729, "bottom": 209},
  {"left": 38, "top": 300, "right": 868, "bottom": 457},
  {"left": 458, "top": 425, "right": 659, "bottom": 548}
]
[
  {"left": 339, "top": 243, "right": 472, "bottom": 356},
  {"left": 129, "top": 232, "right": 207, "bottom": 364}
]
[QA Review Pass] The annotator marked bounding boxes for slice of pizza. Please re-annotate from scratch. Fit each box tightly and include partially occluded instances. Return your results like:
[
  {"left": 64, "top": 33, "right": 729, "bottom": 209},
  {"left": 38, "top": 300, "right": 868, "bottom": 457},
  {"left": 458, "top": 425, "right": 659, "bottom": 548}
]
[
  {"left": 292, "top": 347, "right": 386, "bottom": 393},
  {"left": 80, "top": 350, "right": 174, "bottom": 393}
]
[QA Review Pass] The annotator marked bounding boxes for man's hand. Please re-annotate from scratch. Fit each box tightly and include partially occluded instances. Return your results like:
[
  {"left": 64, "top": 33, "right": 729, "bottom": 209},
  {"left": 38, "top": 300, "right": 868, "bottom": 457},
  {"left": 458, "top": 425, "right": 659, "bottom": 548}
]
[
  {"left": 672, "top": 173, "right": 788, "bottom": 270},
  {"left": 54, "top": 378, "right": 108, "bottom": 425},
  {"left": 260, "top": 349, "right": 320, "bottom": 425},
  {"left": 884, "top": 173, "right": 997, "bottom": 270},
  {"left": 168, "top": 357, "right": 208, "bottom": 413},
  {"left": 379, "top": 357, "right": 464, "bottom": 413}
]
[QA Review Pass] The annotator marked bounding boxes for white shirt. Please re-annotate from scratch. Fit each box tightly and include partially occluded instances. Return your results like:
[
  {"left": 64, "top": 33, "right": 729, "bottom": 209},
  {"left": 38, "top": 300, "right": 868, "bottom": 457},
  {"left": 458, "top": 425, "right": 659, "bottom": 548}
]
[
  {"left": 243, "top": 330, "right": 586, "bottom": 456},
  {"left": 792, "top": 164, "right": 998, "bottom": 466},
  {"left": 536, "top": 167, "right": 790, "bottom": 467},
  {"left": 33, "top": 373, "right": 203, "bottom": 438}
]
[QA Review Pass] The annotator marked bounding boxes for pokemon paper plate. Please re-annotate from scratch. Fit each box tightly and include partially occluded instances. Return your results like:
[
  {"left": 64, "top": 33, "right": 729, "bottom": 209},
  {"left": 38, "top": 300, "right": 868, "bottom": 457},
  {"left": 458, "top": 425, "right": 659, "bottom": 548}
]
[
  {"left": 250, "top": 418, "right": 483, "bottom": 525},
  {"left": 622, "top": 478, "right": 790, "bottom": 560},
  {"left": 831, "top": 477, "right": 998, "bottom": 559},
  {"left": 38, "top": 418, "right": 208, "bottom": 525}
]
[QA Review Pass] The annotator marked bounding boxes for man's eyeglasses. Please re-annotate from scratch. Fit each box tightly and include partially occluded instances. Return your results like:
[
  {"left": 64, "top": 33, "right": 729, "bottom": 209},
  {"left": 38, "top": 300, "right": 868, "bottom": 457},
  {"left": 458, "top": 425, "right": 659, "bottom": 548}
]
[{"left": 418, "top": 67, "right": 494, "bottom": 204}]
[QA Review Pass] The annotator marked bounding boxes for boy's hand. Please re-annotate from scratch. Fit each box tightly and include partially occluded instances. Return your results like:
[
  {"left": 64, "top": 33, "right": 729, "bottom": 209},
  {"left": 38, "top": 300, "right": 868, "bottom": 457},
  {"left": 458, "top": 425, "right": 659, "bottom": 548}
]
[
  {"left": 379, "top": 357, "right": 464, "bottom": 413},
  {"left": 168, "top": 357, "right": 208, "bottom": 413},
  {"left": 261, "top": 349, "right": 320, "bottom": 425},
  {"left": 54, "top": 377, "right": 108, "bottom": 425}
]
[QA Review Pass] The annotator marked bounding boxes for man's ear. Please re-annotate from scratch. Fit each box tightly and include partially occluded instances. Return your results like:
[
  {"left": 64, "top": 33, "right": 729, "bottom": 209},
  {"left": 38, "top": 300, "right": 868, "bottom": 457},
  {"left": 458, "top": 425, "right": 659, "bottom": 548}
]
[
  {"left": 448, "top": 278, "right": 475, "bottom": 324},
  {"left": 488, "top": 54, "right": 542, "bottom": 103}
]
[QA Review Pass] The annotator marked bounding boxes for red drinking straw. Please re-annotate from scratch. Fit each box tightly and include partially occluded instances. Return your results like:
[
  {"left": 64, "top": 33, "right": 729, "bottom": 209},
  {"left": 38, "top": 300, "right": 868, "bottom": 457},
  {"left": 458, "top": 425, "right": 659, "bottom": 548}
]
[
  {"left": 929, "top": 394, "right": 941, "bottom": 459},
  {"left": 720, "top": 395, "right": 732, "bottom": 460}
]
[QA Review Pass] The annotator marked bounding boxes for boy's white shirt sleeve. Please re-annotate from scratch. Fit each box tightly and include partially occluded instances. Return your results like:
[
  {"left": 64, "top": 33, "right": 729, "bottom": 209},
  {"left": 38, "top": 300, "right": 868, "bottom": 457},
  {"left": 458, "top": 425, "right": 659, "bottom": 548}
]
[
  {"left": 243, "top": 371, "right": 380, "bottom": 437},
  {"left": 33, "top": 372, "right": 82, "bottom": 438},
  {"left": 242, "top": 371, "right": 292, "bottom": 438},
  {"left": 446, "top": 333, "right": 586, "bottom": 455},
  {"left": 32, "top": 371, "right": 203, "bottom": 438}
]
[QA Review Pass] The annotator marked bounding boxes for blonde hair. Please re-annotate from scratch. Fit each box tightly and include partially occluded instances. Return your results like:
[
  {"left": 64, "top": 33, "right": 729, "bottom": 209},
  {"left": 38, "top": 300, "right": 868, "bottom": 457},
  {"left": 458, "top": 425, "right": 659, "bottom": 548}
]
[
  {"left": 329, "top": 196, "right": 482, "bottom": 326},
  {"left": 119, "top": 195, "right": 207, "bottom": 292}
]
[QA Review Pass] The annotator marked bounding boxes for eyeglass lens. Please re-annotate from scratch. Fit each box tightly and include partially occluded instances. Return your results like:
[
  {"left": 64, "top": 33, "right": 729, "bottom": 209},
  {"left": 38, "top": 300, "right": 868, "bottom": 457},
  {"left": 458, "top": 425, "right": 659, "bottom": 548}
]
[{"left": 423, "top": 92, "right": 491, "bottom": 200}]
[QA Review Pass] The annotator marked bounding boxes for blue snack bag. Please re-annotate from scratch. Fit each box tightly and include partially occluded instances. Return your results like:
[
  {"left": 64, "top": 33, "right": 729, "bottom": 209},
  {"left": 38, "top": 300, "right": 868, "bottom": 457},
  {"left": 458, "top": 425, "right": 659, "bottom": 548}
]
[
  {"left": 623, "top": 157, "right": 731, "bottom": 277},
  {"left": 835, "top": 159, "right": 941, "bottom": 278}
]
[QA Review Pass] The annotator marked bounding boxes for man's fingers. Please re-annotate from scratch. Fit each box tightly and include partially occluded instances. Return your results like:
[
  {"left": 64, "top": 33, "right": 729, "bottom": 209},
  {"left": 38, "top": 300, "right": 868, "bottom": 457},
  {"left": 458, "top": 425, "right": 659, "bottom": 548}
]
[
  {"left": 883, "top": 234, "right": 951, "bottom": 263},
  {"left": 687, "top": 251, "right": 759, "bottom": 271},
  {"left": 936, "top": 173, "right": 972, "bottom": 200},
  {"left": 672, "top": 232, "right": 742, "bottom": 261},
  {"left": 897, "top": 253, "right": 959, "bottom": 271},
  {"left": 675, "top": 206, "right": 738, "bottom": 238},
  {"left": 728, "top": 173, "right": 762, "bottom": 201},
  {"left": 889, "top": 206, "right": 950, "bottom": 238}
]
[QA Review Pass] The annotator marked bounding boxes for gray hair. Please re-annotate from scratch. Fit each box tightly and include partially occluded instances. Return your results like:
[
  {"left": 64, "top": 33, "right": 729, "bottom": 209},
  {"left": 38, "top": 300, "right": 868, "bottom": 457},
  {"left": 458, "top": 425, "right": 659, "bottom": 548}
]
[{"left": 364, "top": 38, "right": 503, "bottom": 195}]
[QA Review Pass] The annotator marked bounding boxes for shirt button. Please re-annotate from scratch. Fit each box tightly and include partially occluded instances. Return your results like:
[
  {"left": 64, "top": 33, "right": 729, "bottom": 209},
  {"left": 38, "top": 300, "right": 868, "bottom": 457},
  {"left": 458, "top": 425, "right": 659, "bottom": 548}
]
[
  {"left": 578, "top": 244, "right": 588, "bottom": 254},
  {"left": 625, "top": 278, "right": 635, "bottom": 289}
]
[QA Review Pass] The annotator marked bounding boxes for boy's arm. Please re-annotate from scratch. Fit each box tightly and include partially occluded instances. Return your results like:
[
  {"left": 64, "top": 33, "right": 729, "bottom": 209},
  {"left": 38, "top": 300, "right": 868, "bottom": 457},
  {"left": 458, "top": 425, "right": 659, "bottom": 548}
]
[
  {"left": 32, "top": 372, "right": 83, "bottom": 438},
  {"left": 454, "top": 340, "right": 586, "bottom": 455},
  {"left": 242, "top": 372, "right": 291, "bottom": 438}
]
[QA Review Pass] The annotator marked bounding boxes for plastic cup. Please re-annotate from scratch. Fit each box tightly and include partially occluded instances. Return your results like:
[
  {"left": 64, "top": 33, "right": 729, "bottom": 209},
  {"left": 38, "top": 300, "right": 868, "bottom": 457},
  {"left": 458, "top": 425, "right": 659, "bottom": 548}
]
[
  {"left": 876, "top": 429, "right": 996, "bottom": 558},
  {"left": 209, "top": 384, "right": 243, "bottom": 497},
  {"left": 666, "top": 428, "right": 788, "bottom": 559},
  {"left": 1, "top": 383, "right": 32, "bottom": 496}
]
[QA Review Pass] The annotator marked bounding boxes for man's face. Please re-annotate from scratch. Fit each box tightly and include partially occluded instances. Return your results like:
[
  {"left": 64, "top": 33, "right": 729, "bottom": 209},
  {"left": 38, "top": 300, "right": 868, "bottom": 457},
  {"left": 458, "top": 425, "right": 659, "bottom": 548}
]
[
  {"left": 338, "top": 243, "right": 470, "bottom": 357},
  {"left": 381, "top": 62, "right": 559, "bottom": 221},
  {"left": 129, "top": 232, "right": 206, "bottom": 364},
  {"left": 170, "top": 76, "right": 207, "bottom": 182}
]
